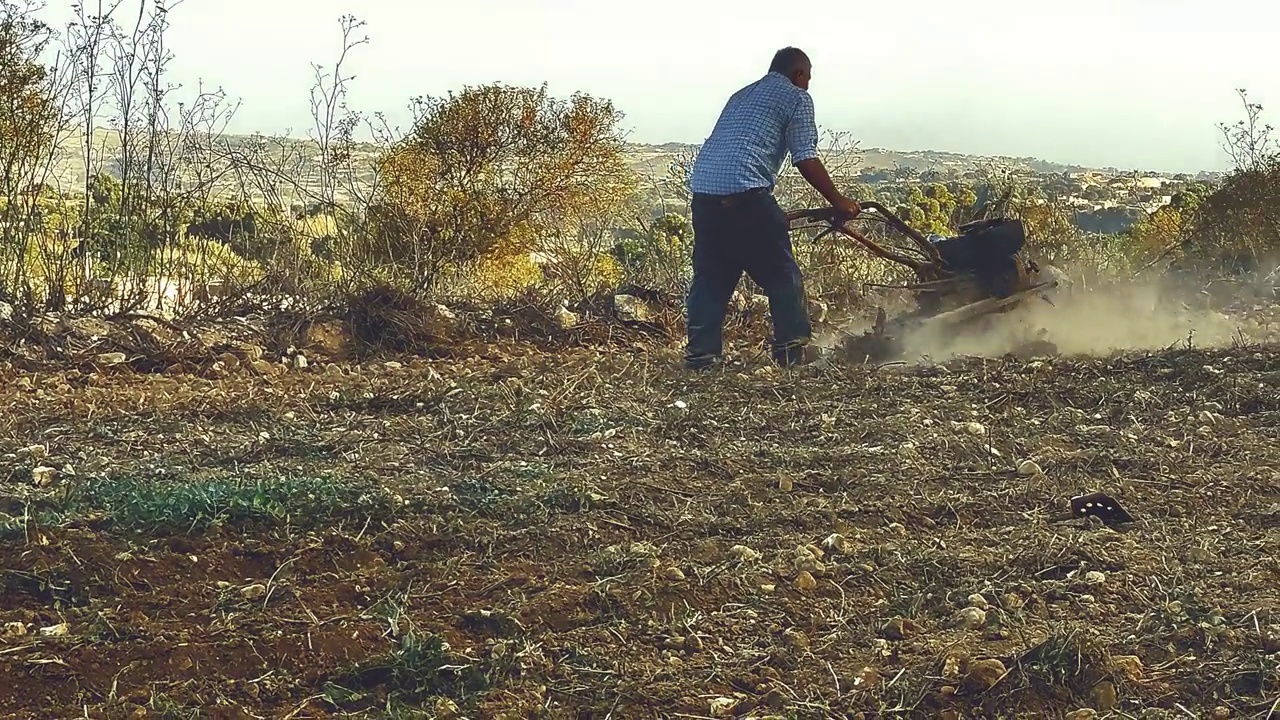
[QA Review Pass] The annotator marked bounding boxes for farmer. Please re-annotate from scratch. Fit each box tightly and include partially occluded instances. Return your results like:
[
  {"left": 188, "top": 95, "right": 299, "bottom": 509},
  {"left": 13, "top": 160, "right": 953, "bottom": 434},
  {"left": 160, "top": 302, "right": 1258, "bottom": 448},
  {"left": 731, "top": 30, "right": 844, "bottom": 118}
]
[{"left": 684, "top": 46, "right": 861, "bottom": 370}]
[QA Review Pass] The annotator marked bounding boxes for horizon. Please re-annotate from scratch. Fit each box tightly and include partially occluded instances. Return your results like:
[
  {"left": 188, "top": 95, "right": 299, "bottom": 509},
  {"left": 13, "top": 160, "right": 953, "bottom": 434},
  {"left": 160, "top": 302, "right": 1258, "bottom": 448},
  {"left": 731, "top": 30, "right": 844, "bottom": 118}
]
[{"left": 31, "top": 0, "right": 1279, "bottom": 175}]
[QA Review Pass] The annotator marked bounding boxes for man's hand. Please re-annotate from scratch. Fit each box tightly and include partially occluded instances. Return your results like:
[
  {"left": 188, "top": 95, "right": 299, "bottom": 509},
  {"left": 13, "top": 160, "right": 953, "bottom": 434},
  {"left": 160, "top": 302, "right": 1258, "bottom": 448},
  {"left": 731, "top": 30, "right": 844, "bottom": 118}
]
[
  {"left": 795, "top": 158, "right": 860, "bottom": 219},
  {"left": 832, "top": 195, "right": 861, "bottom": 221}
]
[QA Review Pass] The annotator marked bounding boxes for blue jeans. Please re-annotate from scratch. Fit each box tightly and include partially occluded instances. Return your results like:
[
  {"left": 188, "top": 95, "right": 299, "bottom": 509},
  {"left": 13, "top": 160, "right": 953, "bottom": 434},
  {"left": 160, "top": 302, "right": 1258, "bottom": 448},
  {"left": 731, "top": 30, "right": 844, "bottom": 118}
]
[{"left": 684, "top": 189, "right": 812, "bottom": 368}]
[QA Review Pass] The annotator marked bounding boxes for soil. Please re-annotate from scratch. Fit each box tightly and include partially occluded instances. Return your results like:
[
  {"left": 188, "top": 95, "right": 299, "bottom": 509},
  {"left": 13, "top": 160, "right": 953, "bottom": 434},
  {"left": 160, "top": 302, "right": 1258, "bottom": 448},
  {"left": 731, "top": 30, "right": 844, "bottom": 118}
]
[{"left": 1, "top": 291, "right": 1279, "bottom": 719}]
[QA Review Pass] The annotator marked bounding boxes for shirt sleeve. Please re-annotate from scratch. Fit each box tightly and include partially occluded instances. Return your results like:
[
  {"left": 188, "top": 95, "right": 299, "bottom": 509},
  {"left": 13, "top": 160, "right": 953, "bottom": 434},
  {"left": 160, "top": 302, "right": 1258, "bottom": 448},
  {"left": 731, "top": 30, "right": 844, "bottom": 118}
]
[{"left": 786, "top": 92, "right": 820, "bottom": 164}]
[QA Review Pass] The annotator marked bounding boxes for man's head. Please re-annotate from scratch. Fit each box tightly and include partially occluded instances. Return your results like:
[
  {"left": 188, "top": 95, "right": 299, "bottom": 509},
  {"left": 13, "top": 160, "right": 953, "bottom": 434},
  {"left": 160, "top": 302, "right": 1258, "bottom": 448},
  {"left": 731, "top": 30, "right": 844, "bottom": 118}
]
[{"left": 769, "top": 47, "right": 811, "bottom": 90}]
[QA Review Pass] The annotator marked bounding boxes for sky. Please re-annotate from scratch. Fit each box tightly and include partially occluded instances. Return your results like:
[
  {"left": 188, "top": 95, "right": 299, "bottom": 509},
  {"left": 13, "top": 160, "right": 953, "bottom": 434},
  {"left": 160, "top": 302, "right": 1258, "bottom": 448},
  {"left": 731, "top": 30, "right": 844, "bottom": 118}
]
[{"left": 34, "top": 0, "right": 1280, "bottom": 173}]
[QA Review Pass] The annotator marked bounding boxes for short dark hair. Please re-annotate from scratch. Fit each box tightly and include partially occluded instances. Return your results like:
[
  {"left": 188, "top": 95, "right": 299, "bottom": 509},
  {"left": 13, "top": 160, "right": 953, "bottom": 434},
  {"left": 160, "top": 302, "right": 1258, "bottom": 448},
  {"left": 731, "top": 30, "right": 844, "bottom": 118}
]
[{"left": 769, "top": 47, "right": 810, "bottom": 75}]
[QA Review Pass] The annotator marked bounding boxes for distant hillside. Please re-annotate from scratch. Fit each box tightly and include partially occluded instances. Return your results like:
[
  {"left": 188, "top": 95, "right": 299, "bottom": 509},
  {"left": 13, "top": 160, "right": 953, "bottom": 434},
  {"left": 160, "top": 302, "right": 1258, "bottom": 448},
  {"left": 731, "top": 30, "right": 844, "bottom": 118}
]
[{"left": 35, "top": 129, "right": 1215, "bottom": 205}]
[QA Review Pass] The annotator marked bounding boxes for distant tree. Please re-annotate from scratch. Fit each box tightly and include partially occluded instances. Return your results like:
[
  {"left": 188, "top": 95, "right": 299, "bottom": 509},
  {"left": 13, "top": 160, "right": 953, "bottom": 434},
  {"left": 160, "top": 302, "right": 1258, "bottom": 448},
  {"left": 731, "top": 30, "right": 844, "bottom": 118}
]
[{"left": 367, "top": 82, "right": 636, "bottom": 293}]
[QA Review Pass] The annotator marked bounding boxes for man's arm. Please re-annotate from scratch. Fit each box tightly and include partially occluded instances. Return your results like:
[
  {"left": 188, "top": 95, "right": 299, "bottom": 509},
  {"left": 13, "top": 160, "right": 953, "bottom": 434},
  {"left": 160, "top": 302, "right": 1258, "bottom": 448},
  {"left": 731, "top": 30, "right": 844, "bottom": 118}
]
[{"left": 787, "top": 93, "right": 859, "bottom": 215}]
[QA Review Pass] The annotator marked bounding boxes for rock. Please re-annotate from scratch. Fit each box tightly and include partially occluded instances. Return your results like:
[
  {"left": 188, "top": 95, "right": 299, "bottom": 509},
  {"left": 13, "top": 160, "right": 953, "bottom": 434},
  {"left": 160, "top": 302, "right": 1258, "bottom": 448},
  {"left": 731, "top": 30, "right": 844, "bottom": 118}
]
[
  {"left": 1111, "top": 655, "right": 1143, "bottom": 680},
  {"left": 31, "top": 466, "right": 57, "bottom": 487},
  {"left": 1211, "top": 706, "right": 1231, "bottom": 719},
  {"left": 793, "top": 571, "right": 817, "bottom": 591},
  {"left": 778, "top": 476, "right": 794, "bottom": 492},
  {"left": 792, "top": 546, "right": 825, "bottom": 574},
  {"left": 240, "top": 583, "right": 267, "bottom": 600},
  {"left": 1018, "top": 459, "right": 1044, "bottom": 476},
  {"left": 962, "top": 658, "right": 1007, "bottom": 692},
  {"left": 613, "top": 294, "right": 655, "bottom": 323},
  {"left": 1091, "top": 680, "right": 1117, "bottom": 711},
  {"left": 95, "top": 352, "right": 127, "bottom": 366},
  {"left": 729, "top": 545, "right": 762, "bottom": 562},
  {"left": 555, "top": 305, "right": 579, "bottom": 329},
  {"left": 662, "top": 566, "right": 686, "bottom": 582},
  {"left": 249, "top": 360, "right": 279, "bottom": 376},
  {"left": 881, "top": 616, "right": 921, "bottom": 640},
  {"left": 954, "top": 421, "right": 986, "bottom": 436},
  {"left": 16, "top": 445, "right": 47, "bottom": 461},
  {"left": 1065, "top": 710, "right": 1097, "bottom": 720},
  {"left": 683, "top": 635, "right": 704, "bottom": 653},
  {"left": 967, "top": 593, "right": 990, "bottom": 610},
  {"left": 38, "top": 622, "right": 69, "bottom": 637},
  {"left": 942, "top": 655, "right": 963, "bottom": 679},
  {"left": 783, "top": 628, "right": 809, "bottom": 650},
  {"left": 3, "top": 621, "right": 27, "bottom": 637},
  {"left": 709, "top": 696, "right": 738, "bottom": 716},
  {"left": 822, "top": 533, "right": 848, "bottom": 554},
  {"left": 954, "top": 606, "right": 987, "bottom": 630},
  {"left": 291, "top": 354, "right": 308, "bottom": 370},
  {"left": 1083, "top": 570, "right": 1106, "bottom": 585}
]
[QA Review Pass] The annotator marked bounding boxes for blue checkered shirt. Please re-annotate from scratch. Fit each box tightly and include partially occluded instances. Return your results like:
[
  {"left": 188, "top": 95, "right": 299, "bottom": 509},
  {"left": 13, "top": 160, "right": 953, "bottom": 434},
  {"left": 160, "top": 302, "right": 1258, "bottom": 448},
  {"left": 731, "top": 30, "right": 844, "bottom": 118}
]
[{"left": 689, "top": 71, "right": 820, "bottom": 196}]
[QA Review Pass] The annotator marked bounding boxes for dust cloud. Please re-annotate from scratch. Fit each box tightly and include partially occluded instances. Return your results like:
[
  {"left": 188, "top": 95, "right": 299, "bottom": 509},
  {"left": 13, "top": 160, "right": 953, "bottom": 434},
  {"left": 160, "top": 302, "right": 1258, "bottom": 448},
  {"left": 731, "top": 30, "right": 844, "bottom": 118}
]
[{"left": 844, "top": 275, "right": 1257, "bottom": 363}]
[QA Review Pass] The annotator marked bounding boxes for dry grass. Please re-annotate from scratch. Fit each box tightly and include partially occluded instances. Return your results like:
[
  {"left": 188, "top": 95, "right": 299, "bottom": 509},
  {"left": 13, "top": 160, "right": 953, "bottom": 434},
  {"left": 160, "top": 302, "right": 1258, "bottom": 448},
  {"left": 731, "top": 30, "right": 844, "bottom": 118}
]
[{"left": 0, "top": 286, "right": 1277, "bottom": 719}]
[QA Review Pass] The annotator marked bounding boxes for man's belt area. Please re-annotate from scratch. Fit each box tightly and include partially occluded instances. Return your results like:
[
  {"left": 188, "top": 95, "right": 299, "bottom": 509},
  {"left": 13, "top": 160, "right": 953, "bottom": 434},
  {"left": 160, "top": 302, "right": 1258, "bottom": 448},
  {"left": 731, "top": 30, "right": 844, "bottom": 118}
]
[{"left": 693, "top": 187, "right": 770, "bottom": 207}]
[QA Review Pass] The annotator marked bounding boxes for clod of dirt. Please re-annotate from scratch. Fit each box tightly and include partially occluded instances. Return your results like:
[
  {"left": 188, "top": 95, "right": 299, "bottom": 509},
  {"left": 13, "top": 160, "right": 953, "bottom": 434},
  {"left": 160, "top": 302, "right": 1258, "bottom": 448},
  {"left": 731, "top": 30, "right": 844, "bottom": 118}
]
[
  {"left": 16, "top": 444, "right": 46, "bottom": 460},
  {"left": 708, "top": 696, "right": 738, "bottom": 716},
  {"left": 683, "top": 635, "right": 704, "bottom": 653},
  {"left": 942, "top": 655, "right": 963, "bottom": 680},
  {"left": 1018, "top": 459, "right": 1044, "bottom": 476},
  {"left": 954, "top": 606, "right": 987, "bottom": 630},
  {"left": 662, "top": 566, "right": 686, "bottom": 582},
  {"left": 1111, "top": 655, "right": 1143, "bottom": 681},
  {"left": 240, "top": 583, "right": 267, "bottom": 600},
  {"left": 729, "top": 544, "right": 761, "bottom": 562},
  {"left": 31, "top": 466, "right": 57, "bottom": 486},
  {"left": 881, "top": 617, "right": 922, "bottom": 640},
  {"left": 38, "top": 623, "right": 69, "bottom": 637},
  {"left": 1092, "top": 680, "right": 1118, "bottom": 711},
  {"left": 792, "top": 546, "right": 826, "bottom": 574},
  {"left": 1211, "top": 707, "right": 1231, "bottom": 719},
  {"left": 952, "top": 421, "right": 986, "bottom": 436},
  {"left": 962, "top": 658, "right": 1007, "bottom": 692},
  {"left": 783, "top": 628, "right": 810, "bottom": 651},
  {"left": 793, "top": 571, "right": 817, "bottom": 591},
  {"left": 1083, "top": 570, "right": 1107, "bottom": 585}
]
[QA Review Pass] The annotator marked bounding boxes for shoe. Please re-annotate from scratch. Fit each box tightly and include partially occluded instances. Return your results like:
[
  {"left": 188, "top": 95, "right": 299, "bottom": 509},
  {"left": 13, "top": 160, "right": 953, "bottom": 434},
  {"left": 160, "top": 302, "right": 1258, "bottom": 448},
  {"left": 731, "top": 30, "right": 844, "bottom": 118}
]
[
  {"left": 683, "top": 352, "right": 721, "bottom": 372},
  {"left": 773, "top": 343, "right": 823, "bottom": 368}
]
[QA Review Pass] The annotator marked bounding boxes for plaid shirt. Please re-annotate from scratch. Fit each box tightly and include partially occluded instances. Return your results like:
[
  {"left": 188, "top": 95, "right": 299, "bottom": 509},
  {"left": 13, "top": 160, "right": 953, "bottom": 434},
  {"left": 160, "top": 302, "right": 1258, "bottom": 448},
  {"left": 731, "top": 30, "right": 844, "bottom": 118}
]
[{"left": 689, "top": 71, "right": 820, "bottom": 196}]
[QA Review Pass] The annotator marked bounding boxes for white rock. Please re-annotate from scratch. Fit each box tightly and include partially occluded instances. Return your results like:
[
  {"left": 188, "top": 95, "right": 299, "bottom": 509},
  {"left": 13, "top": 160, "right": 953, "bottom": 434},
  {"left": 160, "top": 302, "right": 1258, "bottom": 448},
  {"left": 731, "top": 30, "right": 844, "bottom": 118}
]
[
  {"left": 1084, "top": 570, "right": 1107, "bottom": 585},
  {"left": 729, "top": 545, "right": 761, "bottom": 562},
  {"left": 38, "top": 622, "right": 69, "bottom": 637},
  {"left": 31, "top": 466, "right": 57, "bottom": 486},
  {"left": 822, "top": 533, "right": 848, "bottom": 554},
  {"left": 1018, "top": 459, "right": 1044, "bottom": 477},
  {"left": 95, "top": 352, "right": 127, "bottom": 365},
  {"left": 955, "top": 606, "right": 987, "bottom": 630},
  {"left": 292, "top": 354, "right": 308, "bottom": 369}
]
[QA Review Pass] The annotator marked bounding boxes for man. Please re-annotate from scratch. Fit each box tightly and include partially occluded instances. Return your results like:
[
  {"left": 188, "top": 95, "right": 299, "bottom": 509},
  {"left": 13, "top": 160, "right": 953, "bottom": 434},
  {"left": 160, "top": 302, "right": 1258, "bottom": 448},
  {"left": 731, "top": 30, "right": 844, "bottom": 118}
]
[{"left": 684, "top": 47, "right": 860, "bottom": 370}]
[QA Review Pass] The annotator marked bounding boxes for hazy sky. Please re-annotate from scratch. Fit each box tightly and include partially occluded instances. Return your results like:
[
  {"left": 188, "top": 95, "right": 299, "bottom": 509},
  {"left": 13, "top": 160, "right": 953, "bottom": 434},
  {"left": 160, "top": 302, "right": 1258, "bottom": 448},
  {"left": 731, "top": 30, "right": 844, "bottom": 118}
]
[{"left": 36, "top": 0, "right": 1280, "bottom": 172}]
